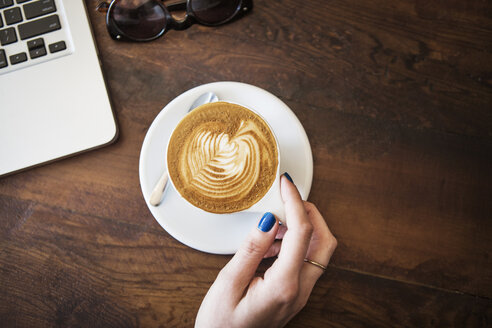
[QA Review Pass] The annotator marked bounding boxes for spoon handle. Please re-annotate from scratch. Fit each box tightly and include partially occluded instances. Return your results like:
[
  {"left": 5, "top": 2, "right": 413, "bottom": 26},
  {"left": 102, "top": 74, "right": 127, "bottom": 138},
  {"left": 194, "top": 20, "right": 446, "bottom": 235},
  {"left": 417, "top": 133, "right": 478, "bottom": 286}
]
[{"left": 149, "top": 171, "right": 169, "bottom": 206}]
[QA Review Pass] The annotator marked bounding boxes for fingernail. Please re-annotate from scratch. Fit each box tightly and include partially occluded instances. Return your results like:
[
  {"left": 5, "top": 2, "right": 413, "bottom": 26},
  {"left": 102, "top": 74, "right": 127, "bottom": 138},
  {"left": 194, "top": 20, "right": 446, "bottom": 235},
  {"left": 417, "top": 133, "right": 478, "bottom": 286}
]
[
  {"left": 258, "top": 212, "right": 276, "bottom": 232},
  {"left": 283, "top": 172, "right": 294, "bottom": 184}
]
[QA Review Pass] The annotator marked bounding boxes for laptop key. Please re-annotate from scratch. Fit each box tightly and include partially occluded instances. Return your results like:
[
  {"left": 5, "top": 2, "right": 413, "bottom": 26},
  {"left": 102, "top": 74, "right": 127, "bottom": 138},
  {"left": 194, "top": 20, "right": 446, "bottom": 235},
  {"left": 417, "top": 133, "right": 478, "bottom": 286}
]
[
  {"left": 23, "top": 0, "right": 56, "bottom": 20},
  {"left": 4, "top": 7, "right": 23, "bottom": 25},
  {"left": 0, "top": 49, "right": 7, "bottom": 68},
  {"left": 16, "top": 0, "right": 32, "bottom": 4},
  {"left": 9, "top": 51, "right": 27, "bottom": 64},
  {"left": 0, "top": 0, "right": 14, "bottom": 9},
  {"left": 0, "top": 27, "right": 17, "bottom": 45},
  {"left": 48, "top": 40, "right": 65, "bottom": 53},
  {"left": 18, "top": 14, "right": 60, "bottom": 40},
  {"left": 0, "top": 14, "right": 3, "bottom": 27},
  {"left": 27, "top": 37, "right": 43, "bottom": 49},
  {"left": 29, "top": 45, "right": 46, "bottom": 59}
]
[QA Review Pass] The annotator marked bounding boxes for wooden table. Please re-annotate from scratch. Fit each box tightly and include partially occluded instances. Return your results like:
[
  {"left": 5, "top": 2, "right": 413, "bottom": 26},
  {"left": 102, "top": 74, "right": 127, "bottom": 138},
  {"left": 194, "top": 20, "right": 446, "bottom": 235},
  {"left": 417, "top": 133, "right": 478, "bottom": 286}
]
[{"left": 1, "top": 0, "right": 491, "bottom": 326}]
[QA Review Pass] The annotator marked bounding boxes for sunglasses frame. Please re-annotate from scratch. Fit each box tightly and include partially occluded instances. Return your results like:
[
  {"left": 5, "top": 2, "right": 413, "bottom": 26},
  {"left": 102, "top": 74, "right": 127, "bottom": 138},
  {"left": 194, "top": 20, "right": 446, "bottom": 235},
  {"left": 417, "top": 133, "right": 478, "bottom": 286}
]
[{"left": 100, "top": 0, "right": 253, "bottom": 42}]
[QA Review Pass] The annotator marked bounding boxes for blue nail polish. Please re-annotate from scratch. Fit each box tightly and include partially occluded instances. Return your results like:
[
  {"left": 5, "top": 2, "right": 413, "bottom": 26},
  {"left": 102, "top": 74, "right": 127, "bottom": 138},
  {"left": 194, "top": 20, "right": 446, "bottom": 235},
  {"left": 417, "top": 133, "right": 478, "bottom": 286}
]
[
  {"left": 258, "top": 212, "right": 276, "bottom": 232},
  {"left": 283, "top": 172, "right": 294, "bottom": 184}
]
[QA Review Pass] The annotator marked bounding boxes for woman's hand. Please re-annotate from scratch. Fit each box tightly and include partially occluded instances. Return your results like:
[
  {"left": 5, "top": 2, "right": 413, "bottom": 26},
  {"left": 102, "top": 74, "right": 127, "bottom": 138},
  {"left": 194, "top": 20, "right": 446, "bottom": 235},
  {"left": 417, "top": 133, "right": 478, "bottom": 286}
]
[{"left": 195, "top": 174, "right": 337, "bottom": 328}]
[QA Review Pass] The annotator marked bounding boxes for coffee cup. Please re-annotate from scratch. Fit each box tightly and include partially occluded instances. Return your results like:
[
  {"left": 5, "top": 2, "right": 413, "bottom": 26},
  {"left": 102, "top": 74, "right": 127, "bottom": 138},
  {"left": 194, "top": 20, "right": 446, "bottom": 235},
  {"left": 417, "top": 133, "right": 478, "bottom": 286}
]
[{"left": 166, "top": 101, "right": 285, "bottom": 220}]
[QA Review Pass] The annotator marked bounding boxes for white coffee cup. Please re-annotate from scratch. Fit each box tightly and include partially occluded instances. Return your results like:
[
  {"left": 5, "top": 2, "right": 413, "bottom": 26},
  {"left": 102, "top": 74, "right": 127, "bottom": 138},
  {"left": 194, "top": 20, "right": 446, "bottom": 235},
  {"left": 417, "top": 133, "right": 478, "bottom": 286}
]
[{"left": 166, "top": 102, "right": 285, "bottom": 221}]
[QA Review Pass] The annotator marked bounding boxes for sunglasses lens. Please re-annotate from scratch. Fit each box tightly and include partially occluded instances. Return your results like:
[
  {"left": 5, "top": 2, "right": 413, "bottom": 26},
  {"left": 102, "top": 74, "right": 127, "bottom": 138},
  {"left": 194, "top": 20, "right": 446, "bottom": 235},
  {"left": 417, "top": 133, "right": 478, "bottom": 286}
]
[
  {"left": 190, "top": 0, "right": 242, "bottom": 25},
  {"left": 110, "top": 0, "right": 167, "bottom": 40}
]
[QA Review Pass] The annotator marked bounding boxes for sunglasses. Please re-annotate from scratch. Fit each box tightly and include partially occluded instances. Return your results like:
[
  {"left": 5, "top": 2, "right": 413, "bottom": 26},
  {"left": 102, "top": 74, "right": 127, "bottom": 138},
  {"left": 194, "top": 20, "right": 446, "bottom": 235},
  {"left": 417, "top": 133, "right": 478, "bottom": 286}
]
[{"left": 96, "top": 0, "right": 253, "bottom": 42}]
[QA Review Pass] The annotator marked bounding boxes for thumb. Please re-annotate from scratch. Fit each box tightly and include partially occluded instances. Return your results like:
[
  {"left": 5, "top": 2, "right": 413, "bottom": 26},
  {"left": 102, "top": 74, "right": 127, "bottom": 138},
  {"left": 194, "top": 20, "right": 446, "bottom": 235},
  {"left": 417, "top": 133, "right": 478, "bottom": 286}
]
[{"left": 221, "top": 212, "right": 279, "bottom": 293}]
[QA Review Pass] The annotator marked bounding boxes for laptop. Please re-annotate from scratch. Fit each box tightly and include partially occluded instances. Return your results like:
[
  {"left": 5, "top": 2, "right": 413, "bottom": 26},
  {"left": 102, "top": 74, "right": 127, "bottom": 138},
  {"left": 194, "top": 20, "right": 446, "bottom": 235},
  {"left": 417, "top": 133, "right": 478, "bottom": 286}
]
[{"left": 0, "top": 0, "right": 118, "bottom": 176}]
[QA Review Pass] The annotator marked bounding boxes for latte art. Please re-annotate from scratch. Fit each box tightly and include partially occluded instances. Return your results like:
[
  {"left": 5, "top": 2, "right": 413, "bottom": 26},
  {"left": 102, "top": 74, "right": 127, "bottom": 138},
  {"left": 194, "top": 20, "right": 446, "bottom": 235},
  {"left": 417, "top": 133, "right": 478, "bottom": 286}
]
[
  {"left": 187, "top": 120, "right": 260, "bottom": 199},
  {"left": 167, "top": 102, "right": 278, "bottom": 214}
]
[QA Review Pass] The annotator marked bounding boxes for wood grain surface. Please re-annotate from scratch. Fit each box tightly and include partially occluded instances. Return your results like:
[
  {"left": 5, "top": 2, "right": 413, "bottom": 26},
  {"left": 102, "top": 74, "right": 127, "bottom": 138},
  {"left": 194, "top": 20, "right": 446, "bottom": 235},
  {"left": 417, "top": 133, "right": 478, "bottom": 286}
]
[{"left": 1, "top": 0, "right": 491, "bottom": 326}]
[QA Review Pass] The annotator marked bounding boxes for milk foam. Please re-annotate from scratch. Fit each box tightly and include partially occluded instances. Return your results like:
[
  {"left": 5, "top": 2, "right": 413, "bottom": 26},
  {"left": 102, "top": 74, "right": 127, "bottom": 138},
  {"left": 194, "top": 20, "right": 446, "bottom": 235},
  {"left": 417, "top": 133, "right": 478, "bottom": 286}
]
[
  {"left": 167, "top": 102, "right": 278, "bottom": 213},
  {"left": 185, "top": 120, "right": 261, "bottom": 200}
]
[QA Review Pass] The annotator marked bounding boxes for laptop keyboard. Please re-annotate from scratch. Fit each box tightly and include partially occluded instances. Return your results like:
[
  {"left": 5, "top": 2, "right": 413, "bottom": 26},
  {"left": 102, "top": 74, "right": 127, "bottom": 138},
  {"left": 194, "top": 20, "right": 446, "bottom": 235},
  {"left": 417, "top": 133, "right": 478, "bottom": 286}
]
[{"left": 0, "top": 0, "right": 72, "bottom": 75}]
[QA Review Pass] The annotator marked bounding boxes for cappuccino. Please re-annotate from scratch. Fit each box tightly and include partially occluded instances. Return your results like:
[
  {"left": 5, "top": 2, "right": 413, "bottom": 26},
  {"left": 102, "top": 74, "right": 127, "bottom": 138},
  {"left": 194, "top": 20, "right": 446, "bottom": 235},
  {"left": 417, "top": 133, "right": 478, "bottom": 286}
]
[{"left": 167, "top": 102, "right": 278, "bottom": 214}]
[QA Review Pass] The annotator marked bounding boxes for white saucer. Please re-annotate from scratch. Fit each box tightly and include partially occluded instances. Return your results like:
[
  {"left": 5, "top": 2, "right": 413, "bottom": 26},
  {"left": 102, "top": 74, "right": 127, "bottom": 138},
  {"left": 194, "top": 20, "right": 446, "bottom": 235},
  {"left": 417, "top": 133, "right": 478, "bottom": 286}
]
[{"left": 139, "top": 82, "right": 313, "bottom": 254}]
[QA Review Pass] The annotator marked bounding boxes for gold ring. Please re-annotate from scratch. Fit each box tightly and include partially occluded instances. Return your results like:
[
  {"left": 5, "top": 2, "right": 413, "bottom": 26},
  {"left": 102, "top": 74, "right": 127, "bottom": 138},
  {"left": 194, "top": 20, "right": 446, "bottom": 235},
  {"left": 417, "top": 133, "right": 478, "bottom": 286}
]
[{"left": 304, "top": 258, "right": 327, "bottom": 272}]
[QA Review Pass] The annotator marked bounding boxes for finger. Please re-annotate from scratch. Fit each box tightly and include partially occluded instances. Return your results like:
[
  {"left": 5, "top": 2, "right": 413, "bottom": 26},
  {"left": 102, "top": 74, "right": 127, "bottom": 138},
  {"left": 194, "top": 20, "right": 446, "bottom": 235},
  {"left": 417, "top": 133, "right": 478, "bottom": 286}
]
[
  {"left": 276, "top": 175, "right": 313, "bottom": 278},
  {"left": 304, "top": 201, "right": 337, "bottom": 267},
  {"left": 300, "top": 202, "right": 337, "bottom": 294},
  {"left": 219, "top": 212, "right": 279, "bottom": 299},
  {"left": 275, "top": 225, "right": 287, "bottom": 239},
  {"left": 264, "top": 240, "right": 282, "bottom": 258}
]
